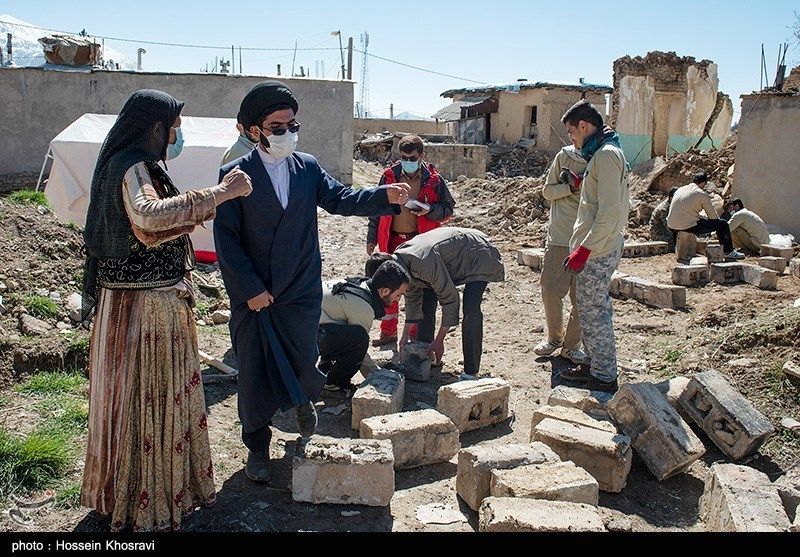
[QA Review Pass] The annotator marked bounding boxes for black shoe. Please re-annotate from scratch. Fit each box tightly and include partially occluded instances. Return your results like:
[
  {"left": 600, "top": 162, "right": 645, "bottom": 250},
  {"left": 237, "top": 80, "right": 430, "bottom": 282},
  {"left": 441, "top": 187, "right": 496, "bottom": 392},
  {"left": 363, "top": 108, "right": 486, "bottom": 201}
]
[
  {"left": 245, "top": 450, "right": 271, "bottom": 483},
  {"left": 584, "top": 375, "right": 619, "bottom": 393},
  {"left": 295, "top": 401, "right": 318, "bottom": 438},
  {"left": 559, "top": 365, "right": 591, "bottom": 383}
]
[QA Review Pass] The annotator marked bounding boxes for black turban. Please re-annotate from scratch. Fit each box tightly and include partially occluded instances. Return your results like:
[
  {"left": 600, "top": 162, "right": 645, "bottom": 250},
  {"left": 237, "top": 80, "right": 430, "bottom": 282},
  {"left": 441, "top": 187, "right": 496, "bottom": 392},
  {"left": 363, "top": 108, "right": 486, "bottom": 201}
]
[{"left": 239, "top": 80, "right": 299, "bottom": 130}]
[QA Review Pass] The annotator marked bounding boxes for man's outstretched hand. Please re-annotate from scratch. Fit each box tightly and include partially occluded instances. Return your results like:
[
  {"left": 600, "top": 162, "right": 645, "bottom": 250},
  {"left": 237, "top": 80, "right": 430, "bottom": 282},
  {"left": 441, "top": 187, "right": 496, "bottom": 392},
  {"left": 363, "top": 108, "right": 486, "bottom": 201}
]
[{"left": 386, "top": 182, "right": 411, "bottom": 205}]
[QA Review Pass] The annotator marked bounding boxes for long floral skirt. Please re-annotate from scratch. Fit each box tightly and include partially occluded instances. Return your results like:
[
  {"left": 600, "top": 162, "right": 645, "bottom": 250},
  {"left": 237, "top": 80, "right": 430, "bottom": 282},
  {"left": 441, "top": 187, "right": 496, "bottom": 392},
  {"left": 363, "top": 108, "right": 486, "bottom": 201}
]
[{"left": 80, "top": 287, "right": 216, "bottom": 531}]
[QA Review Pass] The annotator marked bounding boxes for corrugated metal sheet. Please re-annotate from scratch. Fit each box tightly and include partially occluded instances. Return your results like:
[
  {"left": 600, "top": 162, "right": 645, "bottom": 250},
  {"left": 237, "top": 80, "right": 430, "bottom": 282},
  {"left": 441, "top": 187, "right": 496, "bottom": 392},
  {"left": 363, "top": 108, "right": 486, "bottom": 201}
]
[{"left": 431, "top": 96, "right": 491, "bottom": 121}]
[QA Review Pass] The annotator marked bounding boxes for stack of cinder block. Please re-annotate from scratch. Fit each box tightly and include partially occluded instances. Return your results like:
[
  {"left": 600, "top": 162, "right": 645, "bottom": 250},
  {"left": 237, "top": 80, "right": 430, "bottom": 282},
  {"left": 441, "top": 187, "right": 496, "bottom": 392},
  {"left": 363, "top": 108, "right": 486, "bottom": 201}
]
[
  {"left": 710, "top": 262, "right": 779, "bottom": 290},
  {"left": 610, "top": 273, "right": 687, "bottom": 309}
]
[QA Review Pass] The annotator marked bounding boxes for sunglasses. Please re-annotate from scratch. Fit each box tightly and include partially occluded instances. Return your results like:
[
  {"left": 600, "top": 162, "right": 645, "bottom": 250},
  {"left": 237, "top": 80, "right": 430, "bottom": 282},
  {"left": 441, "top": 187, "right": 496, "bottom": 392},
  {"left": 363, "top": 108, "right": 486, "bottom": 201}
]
[{"left": 262, "top": 122, "right": 301, "bottom": 136}]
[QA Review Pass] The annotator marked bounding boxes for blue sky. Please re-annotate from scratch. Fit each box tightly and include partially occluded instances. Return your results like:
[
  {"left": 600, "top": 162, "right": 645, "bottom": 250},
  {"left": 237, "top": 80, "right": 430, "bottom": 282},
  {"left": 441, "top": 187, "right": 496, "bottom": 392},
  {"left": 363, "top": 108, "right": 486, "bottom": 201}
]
[{"left": 3, "top": 0, "right": 798, "bottom": 121}]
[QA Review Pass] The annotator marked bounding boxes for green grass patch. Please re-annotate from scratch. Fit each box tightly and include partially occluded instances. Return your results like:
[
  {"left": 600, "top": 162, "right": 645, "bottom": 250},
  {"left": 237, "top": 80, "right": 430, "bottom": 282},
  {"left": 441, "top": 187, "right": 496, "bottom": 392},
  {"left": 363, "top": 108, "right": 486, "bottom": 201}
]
[
  {"left": 67, "top": 334, "right": 90, "bottom": 356},
  {"left": 65, "top": 222, "right": 82, "bottom": 232},
  {"left": 196, "top": 301, "right": 211, "bottom": 318},
  {"left": 23, "top": 295, "right": 60, "bottom": 320},
  {"left": 55, "top": 480, "right": 82, "bottom": 509},
  {"left": 37, "top": 397, "right": 89, "bottom": 437},
  {"left": 0, "top": 429, "right": 70, "bottom": 496},
  {"left": 8, "top": 190, "right": 49, "bottom": 207},
  {"left": 15, "top": 371, "right": 86, "bottom": 396},
  {"left": 663, "top": 348, "right": 681, "bottom": 364}
]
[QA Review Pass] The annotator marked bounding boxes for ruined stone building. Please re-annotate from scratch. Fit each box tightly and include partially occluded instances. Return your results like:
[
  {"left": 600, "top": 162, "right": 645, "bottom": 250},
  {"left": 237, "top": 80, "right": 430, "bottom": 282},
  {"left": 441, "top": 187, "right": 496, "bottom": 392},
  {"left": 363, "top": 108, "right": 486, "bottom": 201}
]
[
  {"left": 433, "top": 80, "right": 611, "bottom": 153},
  {"left": 734, "top": 68, "right": 800, "bottom": 239},
  {"left": 611, "top": 51, "right": 733, "bottom": 167}
]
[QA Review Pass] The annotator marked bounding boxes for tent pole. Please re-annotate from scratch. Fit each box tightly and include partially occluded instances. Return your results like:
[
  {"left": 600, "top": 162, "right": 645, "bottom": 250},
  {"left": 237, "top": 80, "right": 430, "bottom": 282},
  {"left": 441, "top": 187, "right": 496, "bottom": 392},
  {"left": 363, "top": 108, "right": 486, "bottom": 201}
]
[{"left": 35, "top": 147, "right": 53, "bottom": 192}]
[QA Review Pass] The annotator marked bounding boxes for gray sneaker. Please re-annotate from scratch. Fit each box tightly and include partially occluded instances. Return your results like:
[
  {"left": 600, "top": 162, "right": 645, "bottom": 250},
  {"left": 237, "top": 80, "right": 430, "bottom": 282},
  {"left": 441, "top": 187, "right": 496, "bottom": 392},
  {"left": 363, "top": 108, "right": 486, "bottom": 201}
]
[
  {"left": 534, "top": 339, "right": 563, "bottom": 356},
  {"left": 724, "top": 249, "right": 746, "bottom": 260},
  {"left": 560, "top": 347, "right": 591, "bottom": 366}
]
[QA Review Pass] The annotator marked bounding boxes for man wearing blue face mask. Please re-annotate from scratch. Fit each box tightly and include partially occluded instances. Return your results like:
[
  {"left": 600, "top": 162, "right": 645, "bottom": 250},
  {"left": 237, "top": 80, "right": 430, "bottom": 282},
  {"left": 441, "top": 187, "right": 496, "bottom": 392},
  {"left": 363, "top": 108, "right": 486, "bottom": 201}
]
[
  {"left": 366, "top": 134, "right": 455, "bottom": 350},
  {"left": 214, "top": 80, "right": 411, "bottom": 484}
]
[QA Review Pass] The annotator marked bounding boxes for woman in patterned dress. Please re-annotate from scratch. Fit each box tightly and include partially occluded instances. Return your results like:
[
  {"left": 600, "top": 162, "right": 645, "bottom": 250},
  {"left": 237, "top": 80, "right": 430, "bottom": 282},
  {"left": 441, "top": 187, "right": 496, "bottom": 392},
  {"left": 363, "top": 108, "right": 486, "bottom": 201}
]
[{"left": 80, "top": 89, "right": 251, "bottom": 531}]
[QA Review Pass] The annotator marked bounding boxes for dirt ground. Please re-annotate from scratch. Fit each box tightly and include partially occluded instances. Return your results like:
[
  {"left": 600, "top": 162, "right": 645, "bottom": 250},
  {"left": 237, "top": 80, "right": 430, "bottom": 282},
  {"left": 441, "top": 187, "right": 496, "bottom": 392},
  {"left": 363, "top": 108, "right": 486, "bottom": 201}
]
[{"left": 1, "top": 160, "right": 798, "bottom": 532}]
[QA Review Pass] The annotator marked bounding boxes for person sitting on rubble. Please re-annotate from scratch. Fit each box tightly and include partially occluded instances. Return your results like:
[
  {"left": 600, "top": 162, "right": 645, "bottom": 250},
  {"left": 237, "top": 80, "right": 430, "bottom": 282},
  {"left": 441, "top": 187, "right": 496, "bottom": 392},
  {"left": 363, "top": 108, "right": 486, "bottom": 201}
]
[
  {"left": 667, "top": 171, "right": 745, "bottom": 260},
  {"left": 366, "top": 134, "right": 456, "bottom": 351},
  {"left": 722, "top": 198, "right": 770, "bottom": 256},
  {"left": 649, "top": 187, "right": 678, "bottom": 251},
  {"left": 365, "top": 227, "right": 505, "bottom": 379},
  {"left": 317, "top": 260, "right": 410, "bottom": 399},
  {"left": 221, "top": 112, "right": 259, "bottom": 165}
]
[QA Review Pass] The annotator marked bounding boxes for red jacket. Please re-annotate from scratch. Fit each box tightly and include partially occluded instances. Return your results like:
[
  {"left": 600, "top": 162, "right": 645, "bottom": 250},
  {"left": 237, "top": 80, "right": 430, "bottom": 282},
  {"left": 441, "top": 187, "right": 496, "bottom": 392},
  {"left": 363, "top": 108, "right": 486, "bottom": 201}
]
[{"left": 367, "top": 161, "right": 455, "bottom": 252}]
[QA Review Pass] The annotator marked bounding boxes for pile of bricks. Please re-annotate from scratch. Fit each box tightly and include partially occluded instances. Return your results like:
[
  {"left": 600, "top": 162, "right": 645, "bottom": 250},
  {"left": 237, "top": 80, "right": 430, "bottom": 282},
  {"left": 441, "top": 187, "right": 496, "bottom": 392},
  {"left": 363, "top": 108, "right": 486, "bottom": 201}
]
[{"left": 290, "top": 354, "right": 791, "bottom": 531}]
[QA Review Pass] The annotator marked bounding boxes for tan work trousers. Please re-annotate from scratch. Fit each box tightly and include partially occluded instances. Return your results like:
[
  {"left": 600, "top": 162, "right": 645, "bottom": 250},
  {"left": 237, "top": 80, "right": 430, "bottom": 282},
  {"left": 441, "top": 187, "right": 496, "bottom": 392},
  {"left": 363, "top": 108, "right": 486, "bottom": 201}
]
[{"left": 540, "top": 244, "right": 582, "bottom": 350}]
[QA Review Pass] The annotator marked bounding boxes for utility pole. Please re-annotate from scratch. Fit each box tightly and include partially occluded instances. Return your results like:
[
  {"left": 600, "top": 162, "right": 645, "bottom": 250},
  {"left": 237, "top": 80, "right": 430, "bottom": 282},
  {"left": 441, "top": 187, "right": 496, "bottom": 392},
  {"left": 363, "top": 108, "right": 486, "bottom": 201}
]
[
  {"left": 239, "top": 46, "right": 242, "bottom": 74},
  {"left": 291, "top": 40, "right": 297, "bottom": 77},
  {"left": 390, "top": 104, "right": 394, "bottom": 119},
  {"left": 231, "top": 45, "right": 235, "bottom": 74},
  {"left": 277, "top": 64, "right": 281, "bottom": 76},
  {"left": 347, "top": 36, "right": 353, "bottom": 80},
  {"left": 331, "top": 30, "right": 345, "bottom": 81}
]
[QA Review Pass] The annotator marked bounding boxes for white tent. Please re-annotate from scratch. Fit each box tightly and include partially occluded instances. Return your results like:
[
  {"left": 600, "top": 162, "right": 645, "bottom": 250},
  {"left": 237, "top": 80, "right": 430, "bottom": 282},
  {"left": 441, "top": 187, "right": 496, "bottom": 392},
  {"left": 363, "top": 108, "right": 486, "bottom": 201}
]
[{"left": 43, "top": 113, "right": 240, "bottom": 262}]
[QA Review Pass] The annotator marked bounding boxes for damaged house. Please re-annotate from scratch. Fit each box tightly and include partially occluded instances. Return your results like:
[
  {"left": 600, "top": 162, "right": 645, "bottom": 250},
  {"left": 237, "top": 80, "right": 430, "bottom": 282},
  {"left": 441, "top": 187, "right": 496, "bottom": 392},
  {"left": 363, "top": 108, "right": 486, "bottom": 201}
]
[
  {"left": 734, "top": 66, "right": 800, "bottom": 239},
  {"left": 611, "top": 51, "right": 733, "bottom": 167},
  {"left": 433, "top": 80, "right": 611, "bottom": 153}
]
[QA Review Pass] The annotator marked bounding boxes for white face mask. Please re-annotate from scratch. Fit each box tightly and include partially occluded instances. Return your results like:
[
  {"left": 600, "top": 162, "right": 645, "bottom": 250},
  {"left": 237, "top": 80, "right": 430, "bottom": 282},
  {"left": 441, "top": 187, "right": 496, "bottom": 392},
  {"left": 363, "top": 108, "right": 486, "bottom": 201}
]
[{"left": 260, "top": 129, "right": 298, "bottom": 160}]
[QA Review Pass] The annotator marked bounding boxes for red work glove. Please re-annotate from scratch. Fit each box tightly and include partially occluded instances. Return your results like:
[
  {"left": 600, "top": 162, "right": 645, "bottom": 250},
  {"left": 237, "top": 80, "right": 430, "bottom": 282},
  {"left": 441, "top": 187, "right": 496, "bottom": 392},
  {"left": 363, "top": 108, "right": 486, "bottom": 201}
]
[
  {"left": 559, "top": 167, "right": 583, "bottom": 193},
  {"left": 563, "top": 245, "right": 591, "bottom": 274}
]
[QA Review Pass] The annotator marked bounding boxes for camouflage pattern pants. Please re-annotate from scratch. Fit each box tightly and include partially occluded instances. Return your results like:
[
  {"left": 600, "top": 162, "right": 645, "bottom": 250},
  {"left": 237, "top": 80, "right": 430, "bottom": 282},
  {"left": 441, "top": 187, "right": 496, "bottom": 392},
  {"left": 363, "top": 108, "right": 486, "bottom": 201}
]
[{"left": 575, "top": 245, "right": 622, "bottom": 382}]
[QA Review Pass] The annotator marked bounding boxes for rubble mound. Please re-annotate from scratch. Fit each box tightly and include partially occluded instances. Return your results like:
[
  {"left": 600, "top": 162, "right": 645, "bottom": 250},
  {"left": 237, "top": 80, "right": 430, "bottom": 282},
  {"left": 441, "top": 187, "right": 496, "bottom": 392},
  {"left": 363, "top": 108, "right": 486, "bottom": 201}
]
[
  {"left": 646, "top": 132, "right": 737, "bottom": 194},
  {"left": 487, "top": 143, "right": 552, "bottom": 178}
]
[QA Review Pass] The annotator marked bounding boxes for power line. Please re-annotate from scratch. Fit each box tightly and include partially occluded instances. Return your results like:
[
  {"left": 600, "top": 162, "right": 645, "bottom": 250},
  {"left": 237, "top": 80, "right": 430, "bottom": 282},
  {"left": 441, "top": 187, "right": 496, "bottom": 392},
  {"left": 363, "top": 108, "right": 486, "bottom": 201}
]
[
  {"left": 0, "top": 19, "right": 339, "bottom": 52},
  {"left": 354, "top": 48, "right": 487, "bottom": 84},
  {"left": 1, "top": 19, "right": 487, "bottom": 83}
]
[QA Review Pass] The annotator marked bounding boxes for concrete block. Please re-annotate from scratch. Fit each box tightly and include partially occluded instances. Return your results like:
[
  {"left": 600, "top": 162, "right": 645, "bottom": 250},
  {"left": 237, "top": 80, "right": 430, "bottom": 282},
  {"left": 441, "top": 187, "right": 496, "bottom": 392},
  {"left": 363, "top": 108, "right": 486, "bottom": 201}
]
[
  {"left": 291, "top": 435, "right": 394, "bottom": 506},
  {"left": 700, "top": 463, "right": 791, "bottom": 532},
  {"left": 490, "top": 461, "right": 599, "bottom": 505},
  {"left": 695, "top": 238, "right": 708, "bottom": 255},
  {"left": 616, "top": 275, "right": 687, "bottom": 309},
  {"left": 672, "top": 264, "right": 709, "bottom": 286},
  {"left": 783, "top": 361, "right": 800, "bottom": 388},
  {"left": 758, "top": 256, "right": 787, "bottom": 273},
  {"left": 516, "top": 248, "right": 545, "bottom": 270},
  {"left": 690, "top": 256, "right": 709, "bottom": 266},
  {"left": 741, "top": 264, "right": 779, "bottom": 290},
  {"left": 679, "top": 370, "right": 774, "bottom": 460},
  {"left": 547, "top": 385, "right": 613, "bottom": 419},
  {"left": 609, "top": 271, "right": 628, "bottom": 297},
  {"left": 789, "top": 258, "right": 800, "bottom": 278},
  {"left": 622, "top": 241, "right": 670, "bottom": 258},
  {"left": 530, "top": 404, "right": 617, "bottom": 436},
  {"left": 654, "top": 376, "right": 693, "bottom": 423},
  {"left": 710, "top": 262, "right": 743, "bottom": 284},
  {"left": 705, "top": 243, "right": 724, "bottom": 263},
  {"left": 531, "top": 418, "right": 633, "bottom": 493},
  {"left": 351, "top": 368, "right": 405, "bottom": 430},
  {"left": 760, "top": 244, "right": 795, "bottom": 262},
  {"left": 478, "top": 497, "right": 605, "bottom": 532},
  {"left": 607, "top": 383, "right": 705, "bottom": 480},
  {"left": 359, "top": 409, "right": 459, "bottom": 469},
  {"left": 456, "top": 442, "right": 561, "bottom": 511},
  {"left": 436, "top": 378, "right": 510, "bottom": 433},
  {"left": 397, "top": 341, "right": 431, "bottom": 382},
  {"left": 676, "top": 232, "right": 697, "bottom": 263},
  {"left": 774, "top": 468, "right": 800, "bottom": 522}
]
